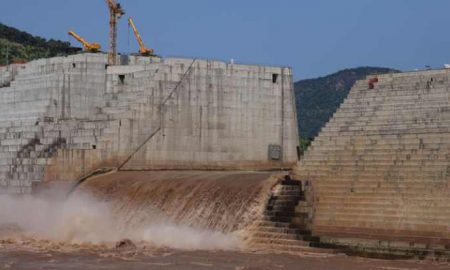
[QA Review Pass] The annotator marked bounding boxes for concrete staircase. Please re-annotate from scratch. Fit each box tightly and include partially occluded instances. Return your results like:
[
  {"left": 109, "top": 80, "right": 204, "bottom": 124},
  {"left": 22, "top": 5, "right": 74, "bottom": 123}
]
[
  {"left": 249, "top": 177, "right": 335, "bottom": 254},
  {"left": 0, "top": 103, "right": 53, "bottom": 193},
  {"left": 293, "top": 69, "right": 450, "bottom": 257}
]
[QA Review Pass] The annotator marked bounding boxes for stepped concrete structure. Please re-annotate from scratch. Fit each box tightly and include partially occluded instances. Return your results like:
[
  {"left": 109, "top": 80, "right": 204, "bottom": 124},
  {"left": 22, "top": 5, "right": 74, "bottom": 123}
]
[
  {"left": 249, "top": 178, "right": 333, "bottom": 254},
  {"left": 3, "top": 51, "right": 449, "bottom": 258},
  {"left": 0, "top": 53, "right": 299, "bottom": 193},
  {"left": 294, "top": 69, "right": 450, "bottom": 256}
]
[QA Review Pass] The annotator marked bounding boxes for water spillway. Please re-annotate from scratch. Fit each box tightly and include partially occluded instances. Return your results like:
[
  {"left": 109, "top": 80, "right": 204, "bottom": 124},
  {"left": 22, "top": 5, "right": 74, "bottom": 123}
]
[
  {"left": 0, "top": 170, "right": 283, "bottom": 250},
  {"left": 76, "top": 171, "right": 278, "bottom": 233}
]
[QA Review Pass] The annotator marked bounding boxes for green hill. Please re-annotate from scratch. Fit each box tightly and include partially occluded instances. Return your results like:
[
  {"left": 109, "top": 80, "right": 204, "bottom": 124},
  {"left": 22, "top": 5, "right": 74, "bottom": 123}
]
[
  {"left": 294, "top": 67, "right": 400, "bottom": 142},
  {"left": 0, "top": 23, "right": 77, "bottom": 65}
]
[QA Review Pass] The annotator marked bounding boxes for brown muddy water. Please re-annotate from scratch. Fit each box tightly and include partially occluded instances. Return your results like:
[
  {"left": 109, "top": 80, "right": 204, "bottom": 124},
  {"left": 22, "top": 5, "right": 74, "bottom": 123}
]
[
  {"left": 0, "top": 171, "right": 448, "bottom": 269},
  {"left": 0, "top": 242, "right": 448, "bottom": 270},
  {"left": 78, "top": 171, "right": 277, "bottom": 234},
  {"left": 0, "top": 171, "right": 277, "bottom": 250}
]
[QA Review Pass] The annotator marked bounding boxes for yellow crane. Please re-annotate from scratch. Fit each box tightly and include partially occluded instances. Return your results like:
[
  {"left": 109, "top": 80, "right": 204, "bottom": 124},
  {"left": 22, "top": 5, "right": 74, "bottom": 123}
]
[
  {"left": 106, "top": 0, "right": 125, "bottom": 65},
  {"left": 68, "top": 31, "right": 101, "bottom": 52},
  {"left": 128, "top": 17, "right": 154, "bottom": 56}
]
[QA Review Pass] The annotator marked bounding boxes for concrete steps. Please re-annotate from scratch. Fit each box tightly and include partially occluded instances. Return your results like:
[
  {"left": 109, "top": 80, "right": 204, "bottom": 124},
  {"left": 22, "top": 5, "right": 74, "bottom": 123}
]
[
  {"left": 249, "top": 178, "right": 336, "bottom": 254},
  {"left": 293, "top": 70, "right": 450, "bottom": 256},
  {"left": 251, "top": 243, "right": 336, "bottom": 255}
]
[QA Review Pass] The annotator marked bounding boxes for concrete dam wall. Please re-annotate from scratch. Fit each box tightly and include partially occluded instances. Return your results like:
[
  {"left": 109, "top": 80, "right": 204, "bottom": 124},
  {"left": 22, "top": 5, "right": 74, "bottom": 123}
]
[
  {"left": 294, "top": 69, "right": 450, "bottom": 252},
  {"left": 0, "top": 53, "right": 299, "bottom": 193}
]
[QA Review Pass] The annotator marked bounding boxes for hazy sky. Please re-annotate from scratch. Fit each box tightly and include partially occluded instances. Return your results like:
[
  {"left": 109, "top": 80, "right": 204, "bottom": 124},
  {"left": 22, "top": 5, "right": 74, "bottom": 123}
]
[{"left": 1, "top": 0, "right": 450, "bottom": 80}]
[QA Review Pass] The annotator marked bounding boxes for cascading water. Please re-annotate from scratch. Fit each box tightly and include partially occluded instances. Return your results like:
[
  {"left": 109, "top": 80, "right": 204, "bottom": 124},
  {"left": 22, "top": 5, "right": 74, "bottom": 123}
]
[
  {"left": 77, "top": 171, "right": 278, "bottom": 232},
  {"left": 0, "top": 170, "right": 282, "bottom": 251}
]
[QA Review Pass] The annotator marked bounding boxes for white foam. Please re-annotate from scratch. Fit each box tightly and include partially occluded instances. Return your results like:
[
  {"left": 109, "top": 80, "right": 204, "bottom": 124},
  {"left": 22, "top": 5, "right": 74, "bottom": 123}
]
[{"left": 0, "top": 190, "right": 241, "bottom": 250}]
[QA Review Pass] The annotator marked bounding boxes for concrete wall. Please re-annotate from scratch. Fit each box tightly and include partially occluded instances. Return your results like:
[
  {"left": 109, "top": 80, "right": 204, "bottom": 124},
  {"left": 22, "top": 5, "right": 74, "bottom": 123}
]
[
  {"left": 114, "top": 58, "right": 299, "bottom": 170},
  {"left": 294, "top": 69, "right": 450, "bottom": 249},
  {"left": 0, "top": 53, "right": 298, "bottom": 193}
]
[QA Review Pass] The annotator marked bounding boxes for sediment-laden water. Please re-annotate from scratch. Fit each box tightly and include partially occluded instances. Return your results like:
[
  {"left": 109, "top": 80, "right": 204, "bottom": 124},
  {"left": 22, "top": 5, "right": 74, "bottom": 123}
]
[{"left": 0, "top": 171, "right": 279, "bottom": 251}]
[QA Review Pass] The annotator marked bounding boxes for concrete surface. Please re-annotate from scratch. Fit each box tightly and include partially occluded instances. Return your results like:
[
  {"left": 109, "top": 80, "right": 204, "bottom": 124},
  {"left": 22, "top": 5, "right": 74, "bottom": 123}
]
[
  {"left": 294, "top": 69, "right": 450, "bottom": 251},
  {"left": 0, "top": 53, "right": 299, "bottom": 193}
]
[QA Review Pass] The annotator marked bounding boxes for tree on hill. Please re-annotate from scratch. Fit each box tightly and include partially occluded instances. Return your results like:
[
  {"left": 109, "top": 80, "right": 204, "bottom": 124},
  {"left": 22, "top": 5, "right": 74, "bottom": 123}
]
[{"left": 0, "top": 23, "right": 76, "bottom": 65}]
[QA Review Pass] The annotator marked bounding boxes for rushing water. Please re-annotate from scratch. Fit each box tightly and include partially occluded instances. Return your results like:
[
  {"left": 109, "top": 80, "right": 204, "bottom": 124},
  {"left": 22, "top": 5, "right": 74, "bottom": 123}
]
[{"left": 0, "top": 170, "right": 278, "bottom": 251}]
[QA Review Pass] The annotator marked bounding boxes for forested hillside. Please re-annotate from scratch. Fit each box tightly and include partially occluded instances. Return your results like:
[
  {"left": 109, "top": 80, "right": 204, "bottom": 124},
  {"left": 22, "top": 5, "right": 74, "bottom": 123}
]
[{"left": 0, "top": 23, "right": 76, "bottom": 65}]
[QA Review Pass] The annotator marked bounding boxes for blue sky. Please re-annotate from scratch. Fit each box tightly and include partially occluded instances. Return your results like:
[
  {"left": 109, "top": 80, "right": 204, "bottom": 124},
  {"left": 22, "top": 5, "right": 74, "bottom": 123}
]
[{"left": 1, "top": 0, "right": 450, "bottom": 80}]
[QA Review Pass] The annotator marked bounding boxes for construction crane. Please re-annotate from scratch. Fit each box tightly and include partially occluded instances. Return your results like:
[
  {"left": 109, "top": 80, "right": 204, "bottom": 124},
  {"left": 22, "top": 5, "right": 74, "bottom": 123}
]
[
  {"left": 128, "top": 17, "right": 154, "bottom": 56},
  {"left": 106, "top": 0, "right": 125, "bottom": 65},
  {"left": 68, "top": 31, "right": 101, "bottom": 52}
]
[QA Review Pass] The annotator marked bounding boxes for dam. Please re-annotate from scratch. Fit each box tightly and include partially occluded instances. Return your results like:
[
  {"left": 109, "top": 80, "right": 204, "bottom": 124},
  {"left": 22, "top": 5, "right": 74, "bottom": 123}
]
[{"left": 0, "top": 52, "right": 449, "bottom": 260}]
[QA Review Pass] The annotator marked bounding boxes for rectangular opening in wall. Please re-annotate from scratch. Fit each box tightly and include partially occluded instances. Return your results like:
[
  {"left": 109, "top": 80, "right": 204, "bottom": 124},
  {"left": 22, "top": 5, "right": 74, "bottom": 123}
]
[
  {"left": 118, "top": 74, "right": 125, "bottom": 84},
  {"left": 92, "top": 145, "right": 97, "bottom": 149},
  {"left": 272, "top": 73, "right": 279, "bottom": 83},
  {"left": 72, "top": 63, "right": 76, "bottom": 68}
]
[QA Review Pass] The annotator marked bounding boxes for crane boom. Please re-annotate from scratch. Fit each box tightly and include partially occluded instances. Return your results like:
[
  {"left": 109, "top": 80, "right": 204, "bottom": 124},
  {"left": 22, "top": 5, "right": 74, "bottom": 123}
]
[
  {"left": 128, "top": 17, "right": 154, "bottom": 56},
  {"left": 106, "top": 0, "right": 124, "bottom": 65},
  {"left": 68, "top": 31, "right": 101, "bottom": 52}
]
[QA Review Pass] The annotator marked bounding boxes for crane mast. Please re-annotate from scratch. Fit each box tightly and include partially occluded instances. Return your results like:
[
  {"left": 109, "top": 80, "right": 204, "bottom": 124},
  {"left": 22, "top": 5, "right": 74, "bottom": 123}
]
[
  {"left": 106, "top": 0, "right": 124, "bottom": 65},
  {"left": 128, "top": 17, "right": 154, "bottom": 56},
  {"left": 68, "top": 31, "right": 101, "bottom": 52}
]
